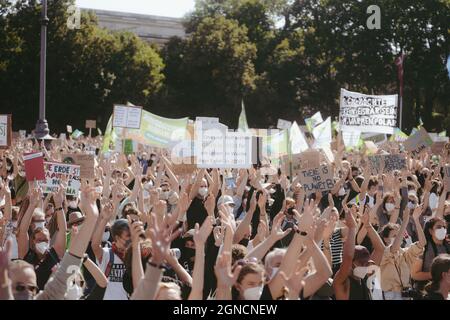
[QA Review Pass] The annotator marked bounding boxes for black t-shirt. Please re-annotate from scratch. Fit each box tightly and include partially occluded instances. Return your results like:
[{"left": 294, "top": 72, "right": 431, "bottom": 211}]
[
  {"left": 84, "top": 285, "right": 107, "bottom": 300},
  {"left": 24, "top": 247, "right": 60, "bottom": 290},
  {"left": 423, "top": 291, "right": 445, "bottom": 300},
  {"left": 186, "top": 196, "right": 208, "bottom": 230}
]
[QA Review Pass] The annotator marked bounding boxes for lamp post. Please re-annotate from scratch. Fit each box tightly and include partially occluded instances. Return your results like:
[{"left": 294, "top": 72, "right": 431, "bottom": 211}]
[{"left": 34, "top": 0, "right": 52, "bottom": 140}]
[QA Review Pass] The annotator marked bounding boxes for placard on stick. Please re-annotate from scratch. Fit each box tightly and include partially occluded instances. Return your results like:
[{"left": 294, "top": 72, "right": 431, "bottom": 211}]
[
  {"left": 0, "top": 114, "right": 12, "bottom": 149},
  {"left": 113, "top": 105, "right": 142, "bottom": 129},
  {"left": 66, "top": 125, "right": 73, "bottom": 133},
  {"left": 368, "top": 154, "right": 406, "bottom": 174},
  {"left": 85, "top": 120, "right": 96, "bottom": 129}
]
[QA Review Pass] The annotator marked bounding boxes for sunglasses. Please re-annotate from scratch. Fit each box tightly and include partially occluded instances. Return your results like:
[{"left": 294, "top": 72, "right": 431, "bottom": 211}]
[{"left": 15, "top": 284, "right": 38, "bottom": 294}]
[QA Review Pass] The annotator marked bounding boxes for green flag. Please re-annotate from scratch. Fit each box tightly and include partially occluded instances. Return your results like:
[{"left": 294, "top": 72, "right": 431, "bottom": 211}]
[
  {"left": 71, "top": 129, "right": 83, "bottom": 139},
  {"left": 238, "top": 100, "right": 250, "bottom": 132},
  {"left": 263, "top": 129, "right": 289, "bottom": 159},
  {"left": 123, "top": 139, "right": 134, "bottom": 155}
]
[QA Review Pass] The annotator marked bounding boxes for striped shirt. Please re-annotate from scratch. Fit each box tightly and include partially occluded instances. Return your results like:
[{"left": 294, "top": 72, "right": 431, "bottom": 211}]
[{"left": 322, "top": 229, "right": 344, "bottom": 267}]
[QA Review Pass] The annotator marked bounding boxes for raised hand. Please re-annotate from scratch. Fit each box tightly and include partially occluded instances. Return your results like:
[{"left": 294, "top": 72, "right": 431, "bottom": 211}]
[
  {"left": 255, "top": 219, "right": 268, "bottom": 243},
  {"left": 193, "top": 216, "right": 214, "bottom": 246},
  {"left": 298, "top": 199, "right": 316, "bottom": 233},
  {"left": 257, "top": 192, "right": 267, "bottom": 209},
  {"left": 148, "top": 213, "right": 182, "bottom": 265},
  {"left": 344, "top": 208, "right": 357, "bottom": 230},
  {"left": 215, "top": 251, "right": 242, "bottom": 288},
  {"left": 270, "top": 212, "right": 292, "bottom": 241},
  {"left": 204, "top": 193, "right": 216, "bottom": 216},
  {"left": 412, "top": 204, "right": 424, "bottom": 221},
  {"left": 128, "top": 216, "right": 145, "bottom": 247},
  {"left": 101, "top": 200, "right": 115, "bottom": 221},
  {"left": 79, "top": 184, "right": 99, "bottom": 218},
  {"left": 279, "top": 264, "right": 309, "bottom": 300},
  {"left": 0, "top": 239, "right": 11, "bottom": 280},
  {"left": 213, "top": 225, "right": 225, "bottom": 247}
]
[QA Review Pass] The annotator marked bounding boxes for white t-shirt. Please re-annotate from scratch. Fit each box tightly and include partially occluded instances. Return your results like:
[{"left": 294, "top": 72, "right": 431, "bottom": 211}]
[{"left": 97, "top": 247, "right": 128, "bottom": 300}]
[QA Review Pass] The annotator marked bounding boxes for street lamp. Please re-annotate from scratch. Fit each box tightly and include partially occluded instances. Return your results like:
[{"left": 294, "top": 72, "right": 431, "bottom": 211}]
[{"left": 34, "top": 0, "right": 52, "bottom": 140}]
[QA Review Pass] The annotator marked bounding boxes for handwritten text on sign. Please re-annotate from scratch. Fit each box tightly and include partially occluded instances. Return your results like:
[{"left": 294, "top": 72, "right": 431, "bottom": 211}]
[
  {"left": 298, "top": 165, "right": 335, "bottom": 194},
  {"left": 40, "top": 162, "right": 80, "bottom": 196}
]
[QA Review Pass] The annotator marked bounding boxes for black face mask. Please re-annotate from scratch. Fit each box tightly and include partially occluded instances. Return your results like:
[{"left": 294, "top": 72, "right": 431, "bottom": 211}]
[
  {"left": 239, "top": 238, "right": 250, "bottom": 247},
  {"left": 180, "top": 247, "right": 195, "bottom": 263}
]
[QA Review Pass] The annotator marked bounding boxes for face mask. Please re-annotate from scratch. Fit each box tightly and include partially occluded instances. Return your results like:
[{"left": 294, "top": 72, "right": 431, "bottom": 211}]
[
  {"left": 408, "top": 190, "right": 417, "bottom": 197},
  {"left": 33, "top": 221, "right": 45, "bottom": 229},
  {"left": 65, "top": 284, "right": 83, "bottom": 300},
  {"left": 353, "top": 266, "right": 368, "bottom": 279},
  {"left": 198, "top": 187, "right": 208, "bottom": 197},
  {"left": 407, "top": 201, "right": 417, "bottom": 210},
  {"left": 243, "top": 286, "right": 263, "bottom": 300},
  {"left": 14, "top": 290, "right": 34, "bottom": 300},
  {"left": 6, "top": 165, "right": 12, "bottom": 171},
  {"left": 102, "top": 231, "right": 110, "bottom": 243},
  {"left": 385, "top": 203, "right": 395, "bottom": 212},
  {"left": 160, "top": 191, "right": 170, "bottom": 200},
  {"left": 338, "top": 187, "right": 346, "bottom": 196},
  {"left": 18, "top": 171, "right": 26, "bottom": 177},
  {"left": 143, "top": 189, "right": 150, "bottom": 199},
  {"left": 268, "top": 188, "right": 276, "bottom": 194},
  {"left": 168, "top": 192, "right": 179, "bottom": 206},
  {"left": 144, "top": 181, "right": 153, "bottom": 190},
  {"left": 270, "top": 267, "right": 279, "bottom": 280},
  {"left": 435, "top": 228, "right": 447, "bottom": 241},
  {"left": 429, "top": 193, "right": 439, "bottom": 210},
  {"left": 35, "top": 242, "right": 49, "bottom": 255},
  {"left": 95, "top": 186, "right": 103, "bottom": 194},
  {"left": 268, "top": 198, "right": 275, "bottom": 207},
  {"left": 68, "top": 201, "right": 78, "bottom": 209}
]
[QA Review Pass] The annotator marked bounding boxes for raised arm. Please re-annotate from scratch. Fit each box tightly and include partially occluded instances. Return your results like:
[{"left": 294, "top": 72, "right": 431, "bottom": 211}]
[
  {"left": 188, "top": 216, "right": 213, "bottom": 300},
  {"left": 52, "top": 186, "right": 68, "bottom": 259},
  {"left": 412, "top": 204, "right": 427, "bottom": 248},
  {"left": 188, "top": 169, "right": 206, "bottom": 201},
  {"left": 0, "top": 179, "right": 12, "bottom": 222},
  {"left": 17, "top": 187, "right": 41, "bottom": 259},
  {"left": 83, "top": 257, "right": 108, "bottom": 288},
  {"left": 233, "top": 192, "right": 257, "bottom": 244},
  {"left": 91, "top": 201, "right": 114, "bottom": 263},
  {"left": 360, "top": 207, "right": 385, "bottom": 265}
]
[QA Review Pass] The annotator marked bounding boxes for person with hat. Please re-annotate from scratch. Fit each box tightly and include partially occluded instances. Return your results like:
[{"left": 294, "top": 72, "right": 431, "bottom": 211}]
[{"left": 65, "top": 211, "right": 85, "bottom": 249}]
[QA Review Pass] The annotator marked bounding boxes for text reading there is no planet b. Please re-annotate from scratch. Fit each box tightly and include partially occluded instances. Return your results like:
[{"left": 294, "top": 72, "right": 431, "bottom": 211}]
[{"left": 339, "top": 89, "right": 398, "bottom": 135}]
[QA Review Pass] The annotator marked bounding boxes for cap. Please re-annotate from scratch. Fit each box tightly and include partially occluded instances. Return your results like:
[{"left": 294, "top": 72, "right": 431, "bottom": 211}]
[
  {"left": 218, "top": 195, "right": 234, "bottom": 207},
  {"left": 67, "top": 211, "right": 85, "bottom": 228}
]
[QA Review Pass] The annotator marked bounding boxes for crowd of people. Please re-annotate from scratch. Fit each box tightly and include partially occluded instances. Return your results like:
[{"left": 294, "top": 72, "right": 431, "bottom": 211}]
[{"left": 0, "top": 131, "right": 449, "bottom": 300}]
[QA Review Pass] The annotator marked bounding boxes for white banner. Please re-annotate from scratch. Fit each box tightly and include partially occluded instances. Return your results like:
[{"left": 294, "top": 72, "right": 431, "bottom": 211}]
[{"left": 339, "top": 89, "right": 398, "bottom": 134}]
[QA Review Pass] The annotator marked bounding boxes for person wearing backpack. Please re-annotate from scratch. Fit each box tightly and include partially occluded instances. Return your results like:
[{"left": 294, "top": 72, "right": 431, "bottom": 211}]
[{"left": 92, "top": 202, "right": 130, "bottom": 300}]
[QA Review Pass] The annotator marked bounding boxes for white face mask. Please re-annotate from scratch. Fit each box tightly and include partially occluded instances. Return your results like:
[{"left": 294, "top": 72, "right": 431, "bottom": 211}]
[
  {"left": 160, "top": 191, "right": 170, "bottom": 200},
  {"left": 102, "top": 231, "right": 110, "bottom": 242},
  {"left": 168, "top": 192, "right": 179, "bottom": 206},
  {"left": 95, "top": 186, "right": 103, "bottom": 194},
  {"left": 429, "top": 193, "right": 439, "bottom": 210},
  {"left": 35, "top": 241, "right": 49, "bottom": 255},
  {"left": 407, "top": 201, "right": 417, "bottom": 210},
  {"left": 268, "top": 188, "right": 276, "bottom": 194},
  {"left": 268, "top": 198, "right": 275, "bottom": 207},
  {"left": 385, "top": 203, "right": 395, "bottom": 212},
  {"left": 6, "top": 165, "right": 12, "bottom": 171},
  {"left": 68, "top": 201, "right": 78, "bottom": 209},
  {"left": 65, "top": 284, "right": 83, "bottom": 300},
  {"left": 353, "top": 266, "right": 368, "bottom": 279},
  {"left": 198, "top": 187, "right": 208, "bottom": 197},
  {"left": 385, "top": 238, "right": 394, "bottom": 246},
  {"left": 243, "top": 286, "right": 263, "bottom": 300},
  {"left": 143, "top": 189, "right": 150, "bottom": 199},
  {"left": 435, "top": 228, "right": 447, "bottom": 241},
  {"left": 270, "top": 267, "right": 279, "bottom": 280},
  {"left": 34, "top": 221, "right": 45, "bottom": 229},
  {"left": 338, "top": 187, "right": 346, "bottom": 196},
  {"left": 144, "top": 181, "right": 153, "bottom": 190}
]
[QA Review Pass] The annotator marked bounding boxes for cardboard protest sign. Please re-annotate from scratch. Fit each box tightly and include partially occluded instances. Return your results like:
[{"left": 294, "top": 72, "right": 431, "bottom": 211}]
[
  {"left": 0, "top": 114, "right": 12, "bottom": 148},
  {"left": 368, "top": 154, "right": 406, "bottom": 174},
  {"left": 66, "top": 125, "right": 73, "bottom": 133},
  {"left": 85, "top": 120, "right": 96, "bottom": 129},
  {"left": 40, "top": 162, "right": 80, "bottom": 196},
  {"left": 277, "top": 119, "right": 292, "bottom": 130},
  {"left": 113, "top": 105, "right": 142, "bottom": 129},
  {"left": 170, "top": 157, "right": 197, "bottom": 175},
  {"left": 364, "top": 141, "right": 378, "bottom": 154},
  {"left": 299, "top": 150, "right": 321, "bottom": 169},
  {"left": 339, "top": 89, "right": 398, "bottom": 134},
  {"left": 19, "top": 130, "right": 26, "bottom": 139},
  {"left": 62, "top": 153, "right": 95, "bottom": 179},
  {"left": 298, "top": 165, "right": 334, "bottom": 194},
  {"left": 431, "top": 141, "right": 447, "bottom": 155},
  {"left": 403, "top": 127, "right": 433, "bottom": 157},
  {"left": 23, "top": 152, "right": 45, "bottom": 181}
]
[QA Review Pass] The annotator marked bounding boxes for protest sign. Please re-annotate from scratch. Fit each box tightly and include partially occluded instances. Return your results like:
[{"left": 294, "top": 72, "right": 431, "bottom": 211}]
[
  {"left": 339, "top": 89, "right": 398, "bottom": 134},
  {"left": 124, "top": 110, "right": 189, "bottom": 148},
  {"left": 196, "top": 131, "right": 253, "bottom": 169},
  {"left": 23, "top": 152, "right": 45, "bottom": 181},
  {"left": 0, "top": 115, "right": 12, "bottom": 148},
  {"left": 298, "top": 165, "right": 334, "bottom": 194},
  {"left": 40, "top": 162, "right": 80, "bottom": 196},
  {"left": 403, "top": 127, "right": 433, "bottom": 157},
  {"left": 71, "top": 129, "right": 83, "bottom": 139},
  {"left": 113, "top": 105, "right": 142, "bottom": 129},
  {"left": 305, "top": 112, "right": 323, "bottom": 132},
  {"left": 431, "top": 141, "right": 447, "bottom": 155},
  {"left": 195, "top": 117, "right": 219, "bottom": 126},
  {"left": 19, "top": 130, "right": 26, "bottom": 139},
  {"left": 368, "top": 154, "right": 406, "bottom": 174},
  {"left": 342, "top": 130, "right": 361, "bottom": 148},
  {"left": 62, "top": 153, "right": 95, "bottom": 179},
  {"left": 66, "top": 125, "right": 73, "bottom": 133},
  {"left": 277, "top": 119, "right": 292, "bottom": 130},
  {"left": 364, "top": 141, "right": 378, "bottom": 154},
  {"left": 290, "top": 121, "right": 309, "bottom": 154},
  {"left": 85, "top": 120, "right": 96, "bottom": 129},
  {"left": 262, "top": 130, "right": 289, "bottom": 159}
]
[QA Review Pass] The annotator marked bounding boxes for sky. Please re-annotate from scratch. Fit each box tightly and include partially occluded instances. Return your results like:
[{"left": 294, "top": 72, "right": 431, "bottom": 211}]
[{"left": 76, "top": 0, "right": 196, "bottom": 18}]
